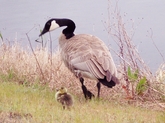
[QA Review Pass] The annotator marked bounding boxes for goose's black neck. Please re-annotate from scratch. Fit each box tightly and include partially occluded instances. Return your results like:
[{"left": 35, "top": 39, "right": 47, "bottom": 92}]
[{"left": 55, "top": 19, "right": 75, "bottom": 39}]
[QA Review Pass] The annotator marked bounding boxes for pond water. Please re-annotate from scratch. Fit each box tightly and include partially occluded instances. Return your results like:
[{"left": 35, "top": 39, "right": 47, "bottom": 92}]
[{"left": 0, "top": 0, "right": 165, "bottom": 73}]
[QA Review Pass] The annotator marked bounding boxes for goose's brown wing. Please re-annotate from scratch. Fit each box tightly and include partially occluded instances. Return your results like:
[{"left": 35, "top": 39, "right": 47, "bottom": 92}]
[{"left": 61, "top": 34, "right": 117, "bottom": 80}]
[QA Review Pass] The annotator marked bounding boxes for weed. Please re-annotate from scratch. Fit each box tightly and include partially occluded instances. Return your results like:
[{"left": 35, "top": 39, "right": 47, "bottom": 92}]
[
  {"left": 127, "top": 66, "right": 138, "bottom": 82},
  {"left": 136, "top": 76, "right": 147, "bottom": 95},
  {"left": 0, "top": 31, "right": 3, "bottom": 41}
]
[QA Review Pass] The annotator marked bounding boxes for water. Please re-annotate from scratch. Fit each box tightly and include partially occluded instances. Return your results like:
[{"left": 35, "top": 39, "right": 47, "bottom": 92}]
[
  {"left": 0, "top": 0, "right": 165, "bottom": 73},
  {"left": 119, "top": 0, "right": 165, "bottom": 72}
]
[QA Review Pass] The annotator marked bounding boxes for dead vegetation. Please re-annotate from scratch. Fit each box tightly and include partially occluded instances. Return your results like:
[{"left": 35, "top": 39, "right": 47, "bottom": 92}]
[
  {"left": 0, "top": 111, "right": 32, "bottom": 123},
  {"left": 102, "top": 0, "right": 165, "bottom": 108},
  {"left": 0, "top": 0, "right": 164, "bottom": 112},
  {"left": 0, "top": 34, "right": 164, "bottom": 111}
]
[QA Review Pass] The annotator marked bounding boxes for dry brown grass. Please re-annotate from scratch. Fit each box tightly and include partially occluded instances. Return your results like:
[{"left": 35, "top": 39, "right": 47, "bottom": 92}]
[
  {"left": 0, "top": 42, "right": 164, "bottom": 111},
  {"left": 0, "top": 43, "right": 121, "bottom": 100},
  {"left": 0, "top": 43, "right": 75, "bottom": 88}
]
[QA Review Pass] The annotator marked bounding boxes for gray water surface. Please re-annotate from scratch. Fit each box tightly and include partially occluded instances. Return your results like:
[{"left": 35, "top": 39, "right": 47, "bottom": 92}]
[{"left": 0, "top": 0, "right": 165, "bottom": 73}]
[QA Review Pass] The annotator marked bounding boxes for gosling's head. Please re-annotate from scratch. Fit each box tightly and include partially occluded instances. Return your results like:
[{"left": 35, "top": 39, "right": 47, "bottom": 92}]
[{"left": 57, "top": 87, "right": 67, "bottom": 94}]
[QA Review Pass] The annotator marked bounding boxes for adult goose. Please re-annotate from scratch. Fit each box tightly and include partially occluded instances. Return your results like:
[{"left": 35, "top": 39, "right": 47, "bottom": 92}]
[{"left": 39, "top": 18, "right": 119, "bottom": 99}]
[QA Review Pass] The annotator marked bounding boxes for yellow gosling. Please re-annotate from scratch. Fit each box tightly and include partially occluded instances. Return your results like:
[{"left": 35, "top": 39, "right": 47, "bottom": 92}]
[{"left": 55, "top": 87, "right": 73, "bottom": 110}]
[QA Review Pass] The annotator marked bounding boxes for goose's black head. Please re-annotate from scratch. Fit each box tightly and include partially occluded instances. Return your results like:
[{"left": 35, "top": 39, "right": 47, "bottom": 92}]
[
  {"left": 39, "top": 19, "right": 59, "bottom": 36},
  {"left": 39, "top": 18, "right": 75, "bottom": 39}
]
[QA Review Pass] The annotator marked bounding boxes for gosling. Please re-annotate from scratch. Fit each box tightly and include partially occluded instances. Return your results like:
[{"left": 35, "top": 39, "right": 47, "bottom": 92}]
[{"left": 55, "top": 87, "right": 73, "bottom": 109}]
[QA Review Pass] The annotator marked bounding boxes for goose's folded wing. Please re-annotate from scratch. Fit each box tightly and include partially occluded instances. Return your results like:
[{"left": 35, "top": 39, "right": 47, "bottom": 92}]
[
  {"left": 71, "top": 56, "right": 107, "bottom": 79},
  {"left": 66, "top": 34, "right": 117, "bottom": 80}
]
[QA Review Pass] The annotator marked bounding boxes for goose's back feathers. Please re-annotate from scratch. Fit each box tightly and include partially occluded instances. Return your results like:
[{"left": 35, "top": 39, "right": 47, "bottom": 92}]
[{"left": 59, "top": 34, "right": 118, "bottom": 83}]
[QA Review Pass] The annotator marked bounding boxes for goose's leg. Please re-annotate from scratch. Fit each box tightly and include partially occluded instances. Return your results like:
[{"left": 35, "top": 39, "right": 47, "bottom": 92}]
[
  {"left": 97, "top": 82, "right": 101, "bottom": 98},
  {"left": 80, "top": 78, "right": 95, "bottom": 100},
  {"left": 79, "top": 77, "right": 87, "bottom": 99},
  {"left": 87, "top": 90, "right": 95, "bottom": 99},
  {"left": 75, "top": 71, "right": 87, "bottom": 99}
]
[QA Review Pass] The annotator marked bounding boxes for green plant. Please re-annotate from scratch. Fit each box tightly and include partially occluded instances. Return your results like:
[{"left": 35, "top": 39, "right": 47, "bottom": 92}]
[
  {"left": 136, "top": 77, "right": 147, "bottom": 95},
  {"left": 0, "top": 31, "right": 3, "bottom": 41},
  {"left": 127, "top": 66, "right": 138, "bottom": 82},
  {"left": 8, "top": 69, "right": 15, "bottom": 80},
  {"left": 0, "top": 69, "right": 17, "bottom": 82},
  {"left": 127, "top": 66, "right": 148, "bottom": 98}
]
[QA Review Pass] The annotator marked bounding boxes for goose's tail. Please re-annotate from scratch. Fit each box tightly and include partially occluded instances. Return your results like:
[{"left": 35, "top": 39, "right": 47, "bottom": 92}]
[
  {"left": 98, "top": 77, "right": 116, "bottom": 88},
  {"left": 98, "top": 74, "right": 119, "bottom": 88}
]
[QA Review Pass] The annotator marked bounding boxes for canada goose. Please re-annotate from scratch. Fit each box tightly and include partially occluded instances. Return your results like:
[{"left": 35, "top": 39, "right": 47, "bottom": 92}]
[
  {"left": 55, "top": 87, "right": 73, "bottom": 109},
  {"left": 80, "top": 78, "right": 95, "bottom": 100},
  {"left": 39, "top": 18, "right": 119, "bottom": 99}
]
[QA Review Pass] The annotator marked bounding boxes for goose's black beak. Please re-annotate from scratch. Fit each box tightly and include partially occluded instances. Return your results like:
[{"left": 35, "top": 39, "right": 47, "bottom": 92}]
[{"left": 39, "top": 28, "right": 48, "bottom": 37}]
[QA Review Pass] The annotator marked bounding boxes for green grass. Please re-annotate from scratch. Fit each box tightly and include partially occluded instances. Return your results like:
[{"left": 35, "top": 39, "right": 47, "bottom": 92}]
[{"left": 0, "top": 81, "right": 164, "bottom": 123}]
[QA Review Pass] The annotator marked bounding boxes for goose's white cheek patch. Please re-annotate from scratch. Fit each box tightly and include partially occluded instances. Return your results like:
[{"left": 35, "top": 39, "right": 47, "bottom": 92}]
[{"left": 50, "top": 20, "right": 59, "bottom": 31}]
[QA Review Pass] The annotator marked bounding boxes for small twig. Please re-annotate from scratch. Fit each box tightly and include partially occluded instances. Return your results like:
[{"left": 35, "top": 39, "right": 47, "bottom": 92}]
[
  {"left": 35, "top": 25, "right": 45, "bottom": 49},
  {"left": 49, "top": 32, "right": 53, "bottom": 81},
  {"left": 149, "top": 88, "right": 165, "bottom": 109},
  {"left": 109, "top": 46, "right": 131, "bottom": 66},
  {"left": 149, "top": 28, "right": 165, "bottom": 62},
  {"left": 49, "top": 32, "right": 53, "bottom": 66},
  {"left": 157, "top": 103, "right": 165, "bottom": 109},
  {"left": 39, "top": 25, "right": 44, "bottom": 48},
  {"left": 149, "top": 86, "right": 165, "bottom": 96},
  {"left": 26, "top": 28, "right": 45, "bottom": 83}
]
